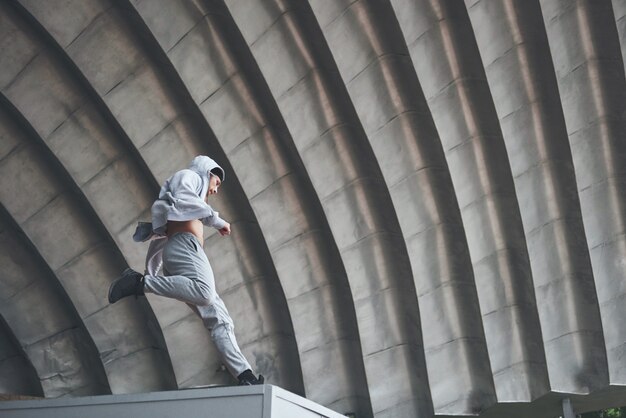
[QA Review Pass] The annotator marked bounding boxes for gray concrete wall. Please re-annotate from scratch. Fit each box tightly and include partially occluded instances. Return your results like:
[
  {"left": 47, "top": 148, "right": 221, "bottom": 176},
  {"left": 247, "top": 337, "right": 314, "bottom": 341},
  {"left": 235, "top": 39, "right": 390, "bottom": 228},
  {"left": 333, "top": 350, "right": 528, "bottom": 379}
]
[{"left": 0, "top": 0, "right": 625, "bottom": 416}]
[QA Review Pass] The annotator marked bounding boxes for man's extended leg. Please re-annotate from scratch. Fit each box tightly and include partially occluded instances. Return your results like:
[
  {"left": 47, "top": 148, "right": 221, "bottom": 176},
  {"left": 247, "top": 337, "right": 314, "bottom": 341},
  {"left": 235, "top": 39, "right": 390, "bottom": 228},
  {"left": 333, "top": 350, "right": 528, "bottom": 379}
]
[{"left": 187, "top": 302, "right": 252, "bottom": 378}]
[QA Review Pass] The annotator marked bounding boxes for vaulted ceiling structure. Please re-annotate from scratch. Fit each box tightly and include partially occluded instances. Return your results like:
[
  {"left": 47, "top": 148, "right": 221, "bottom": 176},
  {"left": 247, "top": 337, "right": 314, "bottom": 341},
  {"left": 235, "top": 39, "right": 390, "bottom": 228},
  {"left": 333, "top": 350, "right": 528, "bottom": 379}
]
[{"left": 0, "top": 0, "right": 625, "bottom": 417}]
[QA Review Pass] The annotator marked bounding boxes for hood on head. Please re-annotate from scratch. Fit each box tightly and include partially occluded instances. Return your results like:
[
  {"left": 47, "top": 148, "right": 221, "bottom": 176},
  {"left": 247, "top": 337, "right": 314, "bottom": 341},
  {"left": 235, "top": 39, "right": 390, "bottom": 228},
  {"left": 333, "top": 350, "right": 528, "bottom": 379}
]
[{"left": 188, "top": 155, "right": 225, "bottom": 182}]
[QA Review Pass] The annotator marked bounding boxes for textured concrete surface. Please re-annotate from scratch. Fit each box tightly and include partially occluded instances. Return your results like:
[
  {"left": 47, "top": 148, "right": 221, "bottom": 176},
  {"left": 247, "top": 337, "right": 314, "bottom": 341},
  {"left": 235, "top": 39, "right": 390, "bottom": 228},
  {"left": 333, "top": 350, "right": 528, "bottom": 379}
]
[
  {"left": 0, "top": 0, "right": 625, "bottom": 417},
  {"left": 0, "top": 316, "right": 42, "bottom": 397}
]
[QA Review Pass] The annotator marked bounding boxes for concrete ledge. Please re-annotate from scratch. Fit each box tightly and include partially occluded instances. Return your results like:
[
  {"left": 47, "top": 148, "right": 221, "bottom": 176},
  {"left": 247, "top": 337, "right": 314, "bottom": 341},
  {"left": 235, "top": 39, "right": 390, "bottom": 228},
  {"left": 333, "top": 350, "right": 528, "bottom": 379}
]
[{"left": 0, "top": 385, "right": 346, "bottom": 418}]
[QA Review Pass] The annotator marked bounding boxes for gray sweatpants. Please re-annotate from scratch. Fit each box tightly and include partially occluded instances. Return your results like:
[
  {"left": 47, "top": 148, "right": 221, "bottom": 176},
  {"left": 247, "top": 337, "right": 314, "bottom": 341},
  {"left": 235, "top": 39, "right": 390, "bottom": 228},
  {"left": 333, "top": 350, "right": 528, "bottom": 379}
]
[{"left": 143, "top": 232, "right": 251, "bottom": 377}]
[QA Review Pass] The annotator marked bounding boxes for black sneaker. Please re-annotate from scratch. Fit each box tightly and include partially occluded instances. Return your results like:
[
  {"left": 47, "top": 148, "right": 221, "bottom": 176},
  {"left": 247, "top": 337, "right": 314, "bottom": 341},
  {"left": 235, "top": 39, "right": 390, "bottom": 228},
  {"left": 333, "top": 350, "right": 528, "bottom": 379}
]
[
  {"left": 237, "top": 369, "right": 264, "bottom": 386},
  {"left": 108, "top": 268, "right": 144, "bottom": 304}
]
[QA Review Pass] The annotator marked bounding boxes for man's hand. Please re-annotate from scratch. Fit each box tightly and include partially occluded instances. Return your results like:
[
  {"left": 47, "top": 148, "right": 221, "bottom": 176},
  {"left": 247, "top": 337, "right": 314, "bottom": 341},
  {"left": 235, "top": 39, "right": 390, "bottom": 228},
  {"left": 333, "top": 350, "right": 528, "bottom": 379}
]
[{"left": 218, "top": 222, "right": 231, "bottom": 236}]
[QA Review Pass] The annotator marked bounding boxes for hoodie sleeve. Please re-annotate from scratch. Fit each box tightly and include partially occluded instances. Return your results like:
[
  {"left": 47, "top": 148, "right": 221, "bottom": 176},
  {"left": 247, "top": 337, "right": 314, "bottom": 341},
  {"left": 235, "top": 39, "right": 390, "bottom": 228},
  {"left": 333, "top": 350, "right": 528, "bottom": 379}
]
[{"left": 201, "top": 213, "right": 227, "bottom": 230}]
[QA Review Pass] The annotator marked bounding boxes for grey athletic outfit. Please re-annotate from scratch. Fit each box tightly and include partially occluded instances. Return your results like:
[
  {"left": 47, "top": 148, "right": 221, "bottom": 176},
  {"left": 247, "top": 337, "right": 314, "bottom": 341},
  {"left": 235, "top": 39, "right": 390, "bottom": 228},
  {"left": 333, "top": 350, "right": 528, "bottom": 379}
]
[{"left": 134, "top": 156, "right": 251, "bottom": 377}]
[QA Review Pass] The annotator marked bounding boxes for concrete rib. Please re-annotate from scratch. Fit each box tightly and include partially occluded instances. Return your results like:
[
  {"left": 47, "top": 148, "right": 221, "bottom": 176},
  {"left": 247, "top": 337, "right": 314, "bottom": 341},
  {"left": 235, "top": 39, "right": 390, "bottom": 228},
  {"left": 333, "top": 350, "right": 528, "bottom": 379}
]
[
  {"left": 0, "top": 308, "right": 44, "bottom": 397},
  {"left": 539, "top": 0, "right": 626, "bottom": 387},
  {"left": 0, "top": 92, "right": 174, "bottom": 393},
  {"left": 225, "top": 0, "right": 437, "bottom": 415},
  {"left": 130, "top": 0, "right": 372, "bottom": 414}
]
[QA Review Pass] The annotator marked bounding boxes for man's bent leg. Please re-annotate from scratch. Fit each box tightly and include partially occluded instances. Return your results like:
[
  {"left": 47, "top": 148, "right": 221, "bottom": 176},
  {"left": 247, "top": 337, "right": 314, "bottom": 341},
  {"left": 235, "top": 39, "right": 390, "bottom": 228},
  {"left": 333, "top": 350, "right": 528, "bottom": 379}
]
[{"left": 143, "top": 233, "right": 212, "bottom": 305}]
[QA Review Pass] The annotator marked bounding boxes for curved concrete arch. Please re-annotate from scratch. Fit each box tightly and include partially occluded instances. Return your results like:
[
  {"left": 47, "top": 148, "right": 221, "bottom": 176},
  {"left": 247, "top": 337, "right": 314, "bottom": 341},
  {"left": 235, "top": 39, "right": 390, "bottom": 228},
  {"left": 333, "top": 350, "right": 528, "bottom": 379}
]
[
  {"left": 17, "top": 0, "right": 305, "bottom": 390},
  {"left": 225, "top": 1, "right": 439, "bottom": 416},
  {"left": 390, "top": 0, "right": 551, "bottom": 405},
  {"left": 12, "top": 0, "right": 221, "bottom": 388},
  {"left": 539, "top": 0, "right": 626, "bottom": 386},
  {"left": 11, "top": 0, "right": 224, "bottom": 388},
  {"left": 3, "top": 0, "right": 188, "bottom": 391},
  {"left": 3, "top": 0, "right": 626, "bottom": 416},
  {"left": 0, "top": 204, "right": 109, "bottom": 397},
  {"left": 119, "top": 3, "right": 302, "bottom": 391},
  {"left": 0, "top": 85, "right": 175, "bottom": 393},
  {"left": 466, "top": 0, "right": 610, "bottom": 395},
  {"left": 0, "top": 315, "right": 43, "bottom": 398},
  {"left": 131, "top": 0, "right": 371, "bottom": 414},
  {"left": 614, "top": 0, "right": 626, "bottom": 69},
  {"left": 309, "top": 0, "right": 511, "bottom": 414}
]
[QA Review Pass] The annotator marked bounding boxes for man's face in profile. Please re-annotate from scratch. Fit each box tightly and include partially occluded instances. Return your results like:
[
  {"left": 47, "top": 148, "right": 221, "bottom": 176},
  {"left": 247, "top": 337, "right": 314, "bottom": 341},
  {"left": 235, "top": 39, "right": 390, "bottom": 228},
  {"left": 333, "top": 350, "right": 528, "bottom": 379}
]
[{"left": 207, "top": 173, "right": 221, "bottom": 200}]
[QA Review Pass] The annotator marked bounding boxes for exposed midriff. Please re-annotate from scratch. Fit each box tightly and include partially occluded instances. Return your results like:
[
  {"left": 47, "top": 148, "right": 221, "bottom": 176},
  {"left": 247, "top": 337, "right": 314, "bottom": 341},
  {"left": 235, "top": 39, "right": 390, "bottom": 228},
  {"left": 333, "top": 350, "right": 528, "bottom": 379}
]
[{"left": 166, "top": 219, "right": 203, "bottom": 242}]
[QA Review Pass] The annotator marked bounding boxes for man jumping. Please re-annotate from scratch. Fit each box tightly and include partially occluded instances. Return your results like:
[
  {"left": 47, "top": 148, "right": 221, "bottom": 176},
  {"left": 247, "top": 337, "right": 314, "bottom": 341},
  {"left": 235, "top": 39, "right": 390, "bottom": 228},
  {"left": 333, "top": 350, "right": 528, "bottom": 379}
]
[{"left": 108, "top": 155, "right": 264, "bottom": 386}]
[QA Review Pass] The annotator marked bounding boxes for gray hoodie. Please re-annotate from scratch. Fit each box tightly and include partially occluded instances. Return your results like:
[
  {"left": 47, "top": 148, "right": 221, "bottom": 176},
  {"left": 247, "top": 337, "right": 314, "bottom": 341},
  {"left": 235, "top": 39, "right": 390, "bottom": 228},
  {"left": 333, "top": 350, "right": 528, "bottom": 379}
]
[
  {"left": 152, "top": 155, "right": 226, "bottom": 233},
  {"left": 133, "top": 155, "right": 227, "bottom": 242},
  {"left": 133, "top": 155, "right": 226, "bottom": 275}
]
